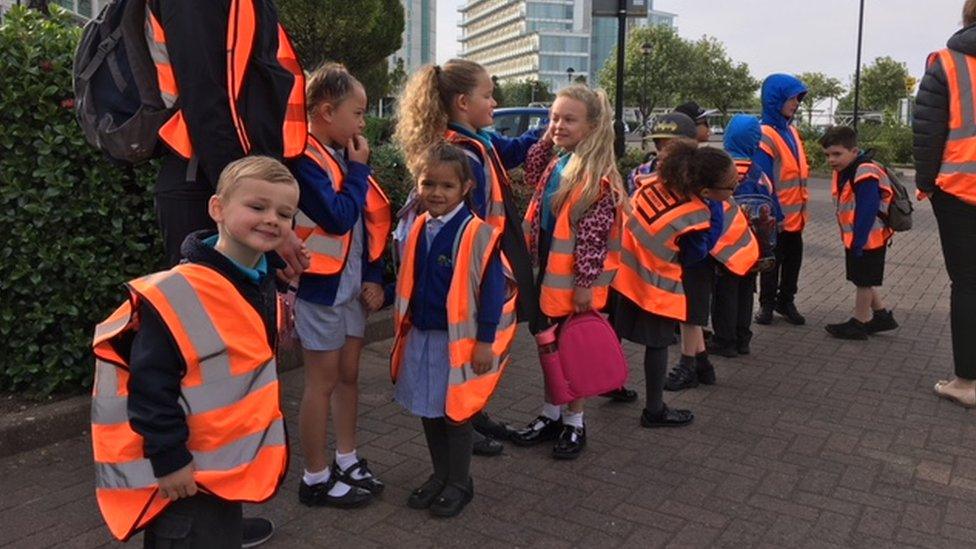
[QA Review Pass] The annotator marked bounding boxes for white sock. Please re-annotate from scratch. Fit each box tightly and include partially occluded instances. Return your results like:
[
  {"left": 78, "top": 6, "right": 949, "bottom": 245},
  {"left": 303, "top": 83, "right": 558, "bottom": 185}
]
[
  {"left": 541, "top": 402, "right": 562, "bottom": 421},
  {"left": 336, "top": 449, "right": 371, "bottom": 480},
  {"left": 302, "top": 466, "right": 351, "bottom": 496},
  {"left": 563, "top": 411, "right": 584, "bottom": 429}
]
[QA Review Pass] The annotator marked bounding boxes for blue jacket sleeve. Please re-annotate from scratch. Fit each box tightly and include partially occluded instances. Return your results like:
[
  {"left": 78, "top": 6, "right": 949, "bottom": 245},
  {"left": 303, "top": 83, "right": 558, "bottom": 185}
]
[
  {"left": 678, "top": 231, "right": 710, "bottom": 266},
  {"left": 291, "top": 157, "right": 368, "bottom": 235},
  {"left": 706, "top": 199, "right": 725, "bottom": 250},
  {"left": 489, "top": 127, "right": 543, "bottom": 169},
  {"left": 754, "top": 151, "right": 775, "bottom": 185},
  {"left": 475, "top": 247, "right": 506, "bottom": 343},
  {"left": 363, "top": 254, "right": 385, "bottom": 285},
  {"left": 851, "top": 177, "right": 881, "bottom": 255},
  {"left": 466, "top": 155, "right": 489, "bottom": 219}
]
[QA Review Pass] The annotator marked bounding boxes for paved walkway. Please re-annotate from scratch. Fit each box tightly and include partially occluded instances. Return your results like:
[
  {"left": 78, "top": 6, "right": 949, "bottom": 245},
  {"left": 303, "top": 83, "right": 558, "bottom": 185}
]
[{"left": 4, "top": 179, "right": 976, "bottom": 548}]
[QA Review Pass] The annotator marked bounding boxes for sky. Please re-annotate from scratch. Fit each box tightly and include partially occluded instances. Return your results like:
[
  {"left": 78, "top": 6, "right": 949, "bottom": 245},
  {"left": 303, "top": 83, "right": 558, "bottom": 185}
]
[{"left": 436, "top": 0, "right": 964, "bottom": 84}]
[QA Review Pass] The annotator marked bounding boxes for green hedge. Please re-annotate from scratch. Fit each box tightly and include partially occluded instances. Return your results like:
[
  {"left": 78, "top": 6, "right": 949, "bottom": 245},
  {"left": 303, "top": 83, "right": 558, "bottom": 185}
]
[{"left": 0, "top": 7, "right": 162, "bottom": 395}]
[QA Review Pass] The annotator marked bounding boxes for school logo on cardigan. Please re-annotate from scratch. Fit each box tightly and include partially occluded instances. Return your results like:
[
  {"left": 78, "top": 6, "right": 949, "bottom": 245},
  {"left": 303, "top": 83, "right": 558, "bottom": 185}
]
[{"left": 437, "top": 255, "right": 452, "bottom": 267}]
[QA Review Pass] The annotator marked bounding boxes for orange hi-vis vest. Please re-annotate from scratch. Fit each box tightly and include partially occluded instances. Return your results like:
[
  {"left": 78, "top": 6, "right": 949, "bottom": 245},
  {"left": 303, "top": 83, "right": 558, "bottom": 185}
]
[
  {"left": 90, "top": 264, "right": 287, "bottom": 542},
  {"left": 523, "top": 179, "right": 622, "bottom": 318},
  {"left": 293, "top": 136, "right": 392, "bottom": 276},
  {"left": 831, "top": 162, "right": 894, "bottom": 251},
  {"left": 145, "top": 0, "right": 307, "bottom": 160},
  {"left": 734, "top": 159, "right": 775, "bottom": 194},
  {"left": 759, "top": 125, "right": 810, "bottom": 232},
  {"left": 713, "top": 197, "right": 761, "bottom": 274},
  {"left": 445, "top": 129, "right": 508, "bottom": 231},
  {"left": 928, "top": 48, "right": 976, "bottom": 206},
  {"left": 390, "top": 213, "right": 518, "bottom": 422}
]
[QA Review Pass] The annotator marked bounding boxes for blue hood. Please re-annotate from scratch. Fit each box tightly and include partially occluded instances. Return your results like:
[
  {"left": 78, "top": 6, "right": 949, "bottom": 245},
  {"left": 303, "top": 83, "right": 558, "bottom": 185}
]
[
  {"left": 723, "top": 114, "right": 762, "bottom": 159},
  {"left": 761, "top": 74, "right": 807, "bottom": 129}
]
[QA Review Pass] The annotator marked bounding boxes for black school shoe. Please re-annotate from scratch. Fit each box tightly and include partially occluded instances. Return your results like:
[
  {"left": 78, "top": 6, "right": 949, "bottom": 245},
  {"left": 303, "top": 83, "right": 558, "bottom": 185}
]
[
  {"left": 407, "top": 476, "right": 445, "bottom": 509},
  {"left": 511, "top": 415, "right": 562, "bottom": 447},
  {"left": 864, "top": 309, "right": 898, "bottom": 334},
  {"left": 552, "top": 424, "right": 586, "bottom": 460},
  {"left": 696, "top": 356, "right": 716, "bottom": 385},
  {"left": 825, "top": 318, "right": 868, "bottom": 340},
  {"left": 334, "top": 458, "right": 384, "bottom": 495},
  {"left": 429, "top": 478, "right": 474, "bottom": 518},
  {"left": 241, "top": 517, "right": 275, "bottom": 548},
  {"left": 640, "top": 405, "right": 694, "bottom": 428},
  {"left": 774, "top": 302, "right": 806, "bottom": 325},
  {"left": 755, "top": 303, "right": 774, "bottom": 325},
  {"left": 472, "top": 433, "right": 504, "bottom": 457},
  {"left": 472, "top": 412, "right": 517, "bottom": 441},
  {"left": 664, "top": 362, "right": 699, "bottom": 391},
  {"left": 600, "top": 386, "right": 639, "bottom": 402},
  {"left": 299, "top": 468, "right": 374, "bottom": 508}
]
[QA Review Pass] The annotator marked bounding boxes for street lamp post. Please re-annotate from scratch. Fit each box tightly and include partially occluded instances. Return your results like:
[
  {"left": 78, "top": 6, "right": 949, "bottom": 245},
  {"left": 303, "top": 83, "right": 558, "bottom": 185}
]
[
  {"left": 852, "top": 0, "right": 865, "bottom": 131},
  {"left": 566, "top": 67, "right": 575, "bottom": 83},
  {"left": 640, "top": 42, "right": 652, "bottom": 149}
]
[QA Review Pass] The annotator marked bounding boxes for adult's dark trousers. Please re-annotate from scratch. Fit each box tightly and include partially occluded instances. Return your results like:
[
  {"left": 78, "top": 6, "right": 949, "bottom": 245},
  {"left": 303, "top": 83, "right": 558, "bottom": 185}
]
[
  {"left": 711, "top": 270, "right": 756, "bottom": 347},
  {"left": 759, "top": 230, "right": 803, "bottom": 307},
  {"left": 155, "top": 155, "right": 217, "bottom": 268},
  {"left": 931, "top": 189, "right": 976, "bottom": 379},
  {"left": 143, "top": 493, "right": 242, "bottom": 549}
]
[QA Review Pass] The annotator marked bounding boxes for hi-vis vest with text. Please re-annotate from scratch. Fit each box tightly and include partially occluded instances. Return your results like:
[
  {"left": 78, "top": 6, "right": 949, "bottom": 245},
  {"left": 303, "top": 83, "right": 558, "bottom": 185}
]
[
  {"left": 831, "top": 162, "right": 894, "bottom": 251},
  {"left": 145, "top": 0, "right": 307, "bottom": 159},
  {"left": 445, "top": 130, "right": 508, "bottom": 230},
  {"left": 523, "top": 178, "right": 622, "bottom": 318},
  {"left": 391, "top": 213, "right": 518, "bottom": 422},
  {"left": 293, "top": 136, "right": 392, "bottom": 276},
  {"left": 613, "top": 179, "right": 758, "bottom": 322},
  {"left": 90, "top": 264, "right": 287, "bottom": 541},
  {"left": 927, "top": 48, "right": 976, "bottom": 206},
  {"left": 759, "top": 125, "right": 810, "bottom": 231}
]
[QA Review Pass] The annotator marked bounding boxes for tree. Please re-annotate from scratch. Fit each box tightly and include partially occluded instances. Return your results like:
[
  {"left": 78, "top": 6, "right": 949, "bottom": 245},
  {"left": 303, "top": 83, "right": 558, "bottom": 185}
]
[
  {"left": 795, "top": 71, "right": 845, "bottom": 125},
  {"left": 837, "top": 56, "right": 914, "bottom": 114},
  {"left": 496, "top": 79, "right": 554, "bottom": 107},
  {"left": 686, "top": 36, "right": 759, "bottom": 115},
  {"left": 277, "top": 0, "right": 404, "bottom": 103}
]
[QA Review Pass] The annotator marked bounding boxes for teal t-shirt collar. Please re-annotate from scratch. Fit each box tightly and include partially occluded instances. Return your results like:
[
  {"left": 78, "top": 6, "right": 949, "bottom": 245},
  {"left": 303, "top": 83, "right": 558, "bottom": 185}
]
[
  {"left": 202, "top": 235, "right": 268, "bottom": 283},
  {"left": 448, "top": 122, "right": 494, "bottom": 151}
]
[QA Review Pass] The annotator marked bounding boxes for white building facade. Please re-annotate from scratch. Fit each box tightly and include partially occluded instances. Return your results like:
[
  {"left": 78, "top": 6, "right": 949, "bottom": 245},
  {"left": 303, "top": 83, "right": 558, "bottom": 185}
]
[{"left": 393, "top": 0, "right": 437, "bottom": 74}]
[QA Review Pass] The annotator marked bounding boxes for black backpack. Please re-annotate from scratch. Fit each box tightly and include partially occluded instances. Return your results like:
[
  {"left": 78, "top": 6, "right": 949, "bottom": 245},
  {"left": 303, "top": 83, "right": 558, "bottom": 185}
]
[
  {"left": 880, "top": 164, "right": 914, "bottom": 232},
  {"left": 73, "top": 0, "right": 174, "bottom": 164}
]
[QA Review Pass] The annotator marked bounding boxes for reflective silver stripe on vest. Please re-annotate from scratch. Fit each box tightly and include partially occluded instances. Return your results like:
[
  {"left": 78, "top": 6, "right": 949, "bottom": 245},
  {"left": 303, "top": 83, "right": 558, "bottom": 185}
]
[
  {"left": 712, "top": 225, "right": 753, "bottom": 265},
  {"left": 627, "top": 207, "right": 710, "bottom": 262},
  {"left": 777, "top": 177, "right": 804, "bottom": 192},
  {"left": 619, "top": 248, "right": 683, "bottom": 294},
  {"left": 304, "top": 233, "right": 346, "bottom": 257},
  {"left": 144, "top": 12, "right": 176, "bottom": 108},
  {"left": 95, "top": 418, "right": 286, "bottom": 489},
  {"left": 154, "top": 274, "right": 233, "bottom": 383},
  {"left": 487, "top": 201, "right": 506, "bottom": 219},
  {"left": 94, "top": 314, "right": 130, "bottom": 341},
  {"left": 781, "top": 202, "right": 806, "bottom": 216},
  {"left": 294, "top": 210, "right": 317, "bottom": 231},
  {"left": 94, "top": 359, "right": 119, "bottom": 399},
  {"left": 543, "top": 269, "right": 615, "bottom": 290},
  {"left": 549, "top": 237, "right": 575, "bottom": 254},
  {"left": 948, "top": 50, "right": 976, "bottom": 141},
  {"left": 449, "top": 307, "right": 518, "bottom": 342},
  {"left": 447, "top": 355, "right": 507, "bottom": 386},
  {"left": 939, "top": 161, "right": 976, "bottom": 174}
]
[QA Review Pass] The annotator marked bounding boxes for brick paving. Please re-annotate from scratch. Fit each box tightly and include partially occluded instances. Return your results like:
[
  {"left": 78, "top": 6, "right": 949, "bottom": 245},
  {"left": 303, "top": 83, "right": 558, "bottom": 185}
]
[{"left": 4, "top": 178, "right": 976, "bottom": 548}]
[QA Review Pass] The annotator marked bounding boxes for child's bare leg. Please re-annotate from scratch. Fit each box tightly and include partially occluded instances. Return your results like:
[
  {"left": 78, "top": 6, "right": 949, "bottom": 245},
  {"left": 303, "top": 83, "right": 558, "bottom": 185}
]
[
  {"left": 299, "top": 348, "right": 341, "bottom": 473},
  {"left": 870, "top": 288, "right": 885, "bottom": 311},
  {"left": 680, "top": 323, "right": 705, "bottom": 355},
  {"left": 854, "top": 287, "right": 873, "bottom": 322},
  {"left": 333, "top": 337, "right": 364, "bottom": 454}
]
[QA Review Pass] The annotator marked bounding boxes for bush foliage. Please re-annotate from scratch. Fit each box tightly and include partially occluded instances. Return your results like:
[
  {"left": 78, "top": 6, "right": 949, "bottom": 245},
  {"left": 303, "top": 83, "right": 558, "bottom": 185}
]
[{"left": 0, "top": 7, "right": 162, "bottom": 395}]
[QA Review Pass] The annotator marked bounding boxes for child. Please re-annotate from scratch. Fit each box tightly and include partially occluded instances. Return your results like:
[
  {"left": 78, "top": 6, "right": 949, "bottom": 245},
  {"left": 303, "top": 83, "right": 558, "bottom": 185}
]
[
  {"left": 290, "top": 63, "right": 391, "bottom": 508},
  {"left": 819, "top": 126, "right": 898, "bottom": 340},
  {"left": 510, "top": 84, "right": 626, "bottom": 459},
  {"left": 708, "top": 114, "right": 784, "bottom": 357},
  {"left": 390, "top": 143, "right": 517, "bottom": 517},
  {"left": 674, "top": 101, "right": 717, "bottom": 143},
  {"left": 613, "top": 142, "right": 758, "bottom": 425},
  {"left": 90, "top": 156, "right": 299, "bottom": 545},
  {"left": 626, "top": 112, "right": 698, "bottom": 195}
]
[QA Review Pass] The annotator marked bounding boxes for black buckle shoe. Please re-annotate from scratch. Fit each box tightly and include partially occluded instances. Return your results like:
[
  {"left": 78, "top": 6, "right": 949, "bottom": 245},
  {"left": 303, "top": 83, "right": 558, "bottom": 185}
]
[
  {"left": 696, "top": 358, "right": 716, "bottom": 385},
  {"left": 864, "top": 309, "right": 898, "bottom": 334},
  {"left": 755, "top": 303, "right": 774, "bottom": 325},
  {"left": 511, "top": 415, "right": 562, "bottom": 447},
  {"left": 775, "top": 302, "right": 806, "bottom": 325},
  {"left": 407, "top": 475, "right": 445, "bottom": 509},
  {"left": 640, "top": 405, "right": 694, "bottom": 428},
  {"left": 472, "top": 412, "right": 517, "bottom": 441},
  {"left": 335, "top": 458, "right": 384, "bottom": 495},
  {"left": 600, "top": 386, "right": 638, "bottom": 402},
  {"left": 241, "top": 517, "right": 274, "bottom": 548},
  {"left": 299, "top": 467, "right": 374, "bottom": 508},
  {"left": 472, "top": 433, "right": 504, "bottom": 457},
  {"left": 665, "top": 362, "right": 699, "bottom": 391},
  {"left": 552, "top": 424, "right": 586, "bottom": 460},
  {"left": 429, "top": 478, "right": 474, "bottom": 518},
  {"left": 825, "top": 318, "right": 868, "bottom": 340}
]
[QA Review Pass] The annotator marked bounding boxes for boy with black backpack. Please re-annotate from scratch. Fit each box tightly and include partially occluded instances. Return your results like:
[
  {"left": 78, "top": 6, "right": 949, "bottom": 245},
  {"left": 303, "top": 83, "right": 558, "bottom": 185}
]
[{"left": 820, "top": 126, "right": 901, "bottom": 340}]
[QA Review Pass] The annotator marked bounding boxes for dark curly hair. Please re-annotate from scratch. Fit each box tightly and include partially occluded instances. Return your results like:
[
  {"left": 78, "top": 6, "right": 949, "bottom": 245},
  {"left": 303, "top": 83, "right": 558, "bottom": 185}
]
[{"left": 657, "top": 139, "right": 734, "bottom": 197}]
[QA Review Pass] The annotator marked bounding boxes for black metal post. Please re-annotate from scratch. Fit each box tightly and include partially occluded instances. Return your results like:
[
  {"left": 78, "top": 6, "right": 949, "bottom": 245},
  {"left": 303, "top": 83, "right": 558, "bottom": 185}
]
[
  {"left": 852, "top": 0, "right": 865, "bottom": 131},
  {"left": 613, "top": 0, "right": 627, "bottom": 158}
]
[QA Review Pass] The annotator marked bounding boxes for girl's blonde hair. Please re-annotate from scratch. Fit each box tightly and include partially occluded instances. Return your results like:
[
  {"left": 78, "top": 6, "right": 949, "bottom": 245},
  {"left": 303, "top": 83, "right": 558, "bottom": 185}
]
[
  {"left": 965, "top": 0, "right": 976, "bottom": 26},
  {"left": 394, "top": 59, "right": 487, "bottom": 174},
  {"left": 305, "top": 62, "right": 361, "bottom": 116},
  {"left": 550, "top": 85, "right": 627, "bottom": 221}
]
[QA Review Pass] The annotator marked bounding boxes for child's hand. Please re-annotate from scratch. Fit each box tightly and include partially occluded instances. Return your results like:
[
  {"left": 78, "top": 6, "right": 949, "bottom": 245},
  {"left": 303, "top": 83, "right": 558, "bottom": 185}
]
[
  {"left": 542, "top": 123, "right": 556, "bottom": 144},
  {"left": 472, "top": 342, "right": 494, "bottom": 375},
  {"left": 572, "top": 286, "right": 593, "bottom": 313},
  {"left": 347, "top": 135, "right": 371, "bottom": 165},
  {"left": 158, "top": 461, "right": 196, "bottom": 501},
  {"left": 360, "top": 282, "right": 384, "bottom": 312},
  {"left": 276, "top": 230, "right": 310, "bottom": 281}
]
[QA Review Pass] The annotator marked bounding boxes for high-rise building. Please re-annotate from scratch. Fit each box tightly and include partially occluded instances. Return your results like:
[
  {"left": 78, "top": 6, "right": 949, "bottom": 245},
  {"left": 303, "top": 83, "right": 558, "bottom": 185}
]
[
  {"left": 460, "top": 0, "right": 675, "bottom": 92},
  {"left": 393, "top": 0, "right": 437, "bottom": 74}
]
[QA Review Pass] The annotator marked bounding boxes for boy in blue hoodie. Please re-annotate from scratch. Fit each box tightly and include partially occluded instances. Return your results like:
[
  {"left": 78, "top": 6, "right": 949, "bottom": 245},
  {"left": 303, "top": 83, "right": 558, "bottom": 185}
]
[
  {"left": 709, "top": 115, "right": 784, "bottom": 357},
  {"left": 755, "top": 74, "right": 810, "bottom": 326}
]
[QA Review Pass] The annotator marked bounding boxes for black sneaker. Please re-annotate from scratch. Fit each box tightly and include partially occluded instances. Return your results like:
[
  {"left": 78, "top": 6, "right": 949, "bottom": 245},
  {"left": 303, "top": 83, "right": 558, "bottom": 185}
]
[
  {"left": 755, "top": 303, "right": 774, "bottom": 325},
  {"left": 299, "top": 468, "right": 374, "bottom": 508},
  {"left": 552, "top": 424, "right": 586, "bottom": 460},
  {"left": 600, "top": 386, "right": 639, "bottom": 402},
  {"left": 775, "top": 302, "right": 806, "bottom": 325},
  {"left": 334, "top": 458, "right": 384, "bottom": 495},
  {"left": 472, "top": 433, "right": 504, "bottom": 457},
  {"left": 665, "top": 362, "right": 699, "bottom": 391},
  {"left": 706, "top": 339, "right": 738, "bottom": 358},
  {"left": 511, "top": 415, "right": 562, "bottom": 447},
  {"left": 429, "top": 478, "right": 474, "bottom": 518},
  {"left": 407, "top": 475, "right": 445, "bottom": 509},
  {"left": 639, "top": 405, "right": 694, "bottom": 428},
  {"left": 864, "top": 309, "right": 898, "bottom": 334},
  {"left": 825, "top": 318, "right": 868, "bottom": 340},
  {"left": 241, "top": 517, "right": 274, "bottom": 548}
]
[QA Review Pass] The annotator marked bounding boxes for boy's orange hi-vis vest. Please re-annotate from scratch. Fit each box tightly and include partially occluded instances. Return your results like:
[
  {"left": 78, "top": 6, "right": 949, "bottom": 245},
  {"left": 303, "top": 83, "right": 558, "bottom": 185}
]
[
  {"left": 445, "top": 129, "right": 509, "bottom": 231},
  {"left": 391, "top": 213, "right": 518, "bottom": 422},
  {"left": 759, "top": 125, "right": 810, "bottom": 232},
  {"left": 90, "top": 264, "right": 287, "bottom": 542},
  {"left": 831, "top": 162, "right": 894, "bottom": 251},
  {"left": 927, "top": 48, "right": 976, "bottom": 206},
  {"left": 146, "top": 0, "right": 307, "bottom": 160},
  {"left": 293, "top": 136, "right": 392, "bottom": 276}
]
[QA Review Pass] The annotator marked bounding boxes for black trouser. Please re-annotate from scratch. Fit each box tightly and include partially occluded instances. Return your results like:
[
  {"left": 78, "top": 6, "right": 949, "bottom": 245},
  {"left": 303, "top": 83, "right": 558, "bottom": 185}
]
[
  {"left": 155, "top": 155, "right": 216, "bottom": 268},
  {"left": 760, "top": 230, "right": 803, "bottom": 307},
  {"left": 421, "top": 418, "right": 473, "bottom": 485},
  {"left": 143, "top": 493, "right": 241, "bottom": 549},
  {"left": 643, "top": 346, "right": 669, "bottom": 415},
  {"left": 931, "top": 190, "right": 976, "bottom": 379},
  {"left": 711, "top": 270, "right": 756, "bottom": 347}
]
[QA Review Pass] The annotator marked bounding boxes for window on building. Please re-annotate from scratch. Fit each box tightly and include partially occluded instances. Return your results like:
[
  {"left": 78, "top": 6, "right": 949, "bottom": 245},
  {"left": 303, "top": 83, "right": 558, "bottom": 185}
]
[{"left": 526, "top": 3, "right": 573, "bottom": 20}]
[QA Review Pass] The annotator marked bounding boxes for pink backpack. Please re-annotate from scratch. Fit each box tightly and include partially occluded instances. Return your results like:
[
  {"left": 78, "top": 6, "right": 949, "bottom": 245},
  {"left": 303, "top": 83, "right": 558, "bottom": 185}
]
[{"left": 537, "top": 311, "right": 629, "bottom": 405}]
